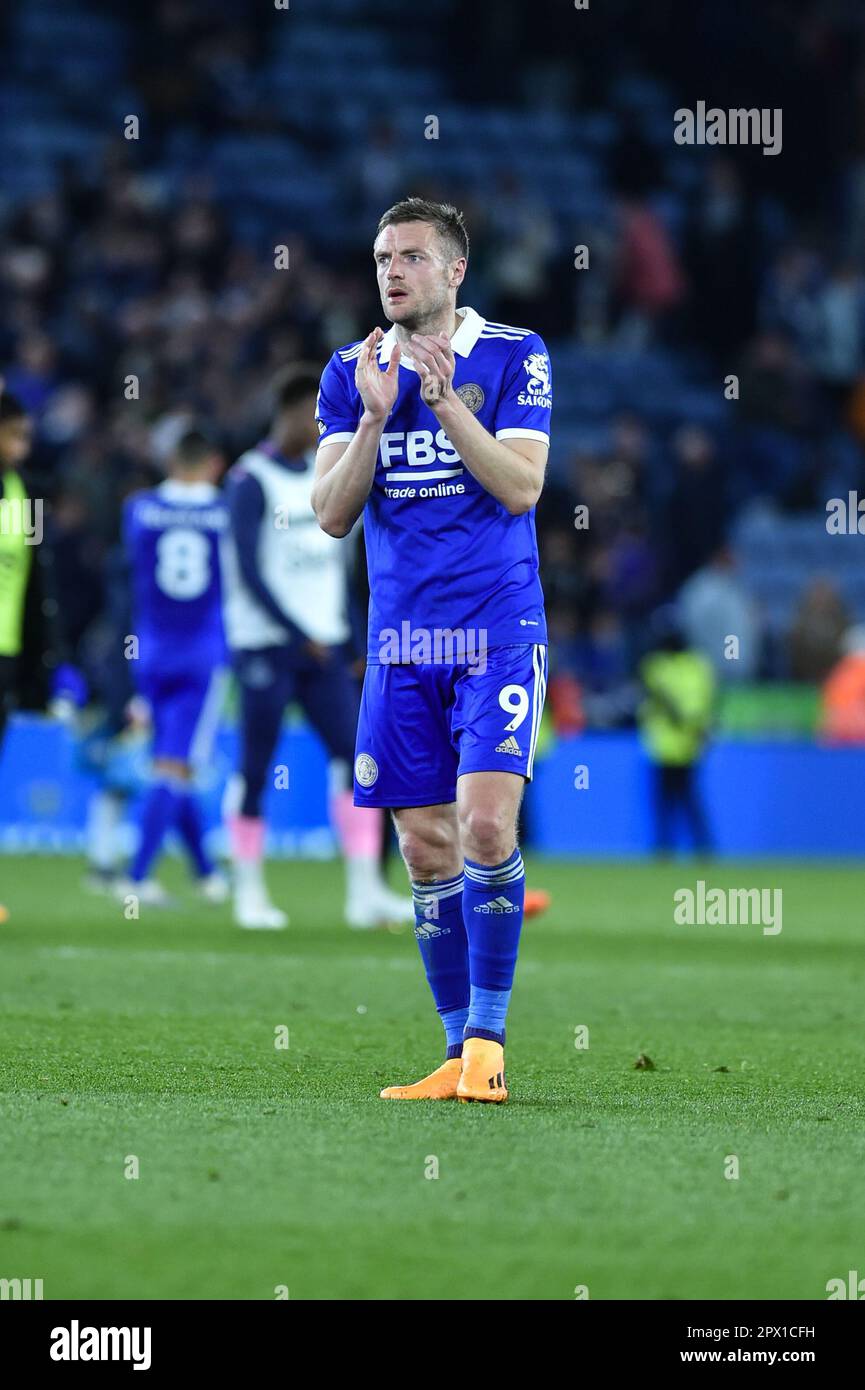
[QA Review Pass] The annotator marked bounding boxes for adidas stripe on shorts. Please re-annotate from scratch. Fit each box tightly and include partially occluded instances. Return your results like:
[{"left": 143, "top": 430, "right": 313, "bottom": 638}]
[{"left": 353, "top": 643, "right": 547, "bottom": 808}]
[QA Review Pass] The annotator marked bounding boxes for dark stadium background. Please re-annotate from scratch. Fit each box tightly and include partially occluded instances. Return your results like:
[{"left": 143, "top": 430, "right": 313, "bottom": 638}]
[
  {"left": 2, "top": 0, "right": 865, "bottom": 852},
  {"left": 4, "top": 0, "right": 865, "bottom": 1319}
]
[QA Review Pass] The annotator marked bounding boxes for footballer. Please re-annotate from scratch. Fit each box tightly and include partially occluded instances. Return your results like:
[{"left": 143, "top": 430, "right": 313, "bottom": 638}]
[
  {"left": 312, "top": 198, "right": 551, "bottom": 1102},
  {"left": 220, "top": 364, "right": 412, "bottom": 931},
  {"left": 119, "top": 430, "right": 230, "bottom": 905}
]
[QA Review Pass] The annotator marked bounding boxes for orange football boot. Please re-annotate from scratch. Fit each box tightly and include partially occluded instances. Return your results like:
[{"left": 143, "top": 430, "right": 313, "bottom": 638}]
[
  {"left": 380, "top": 1057, "right": 462, "bottom": 1100},
  {"left": 456, "top": 1038, "right": 508, "bottom": 1103},
  {"left": 524, "top": 888, "right": 551, "bottom": 919}
]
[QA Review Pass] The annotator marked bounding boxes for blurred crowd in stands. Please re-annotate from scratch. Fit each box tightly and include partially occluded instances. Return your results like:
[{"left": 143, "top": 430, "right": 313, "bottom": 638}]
[{"left": 3, "top": 0, "right": 865, "bottom": 726}]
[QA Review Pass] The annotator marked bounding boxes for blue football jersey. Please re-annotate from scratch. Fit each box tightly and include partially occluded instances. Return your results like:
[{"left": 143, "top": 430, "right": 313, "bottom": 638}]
[
  {"left": 123, "top": 480, "right": 228, "bottom": 677},
  {"left": 315, "top": 306, "right": 551, "bottom": 660}
]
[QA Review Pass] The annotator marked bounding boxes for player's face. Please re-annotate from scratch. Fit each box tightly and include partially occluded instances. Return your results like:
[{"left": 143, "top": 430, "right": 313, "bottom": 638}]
[
  {"left": 373, "top": 222, "right": 457, "bottom": 328},
  {"left": 202, "top": 450, "right": 225, "bottom": 484},
  {"left": 277, "top": 396, "right": 320, "bottom": 454},
  {"left": 0, "top": 416, "right": 33, "bottom": 468}
]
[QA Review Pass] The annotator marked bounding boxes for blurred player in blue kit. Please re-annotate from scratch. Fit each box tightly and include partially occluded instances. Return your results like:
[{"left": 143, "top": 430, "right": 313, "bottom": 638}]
[
  {"left": 221, "top": 364, "right": 412, "bottom": 930},
  {"left": 119, "top": 430, "right": 230, "bottom": 905},
  {"left": 312, "top": 199, "right": 551, "bottom": 1102}
]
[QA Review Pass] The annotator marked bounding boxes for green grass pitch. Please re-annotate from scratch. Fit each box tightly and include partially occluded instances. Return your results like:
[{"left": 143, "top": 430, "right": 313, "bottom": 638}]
[{"left": 0, "top": 854, "right": 862, "bottom": 1300}]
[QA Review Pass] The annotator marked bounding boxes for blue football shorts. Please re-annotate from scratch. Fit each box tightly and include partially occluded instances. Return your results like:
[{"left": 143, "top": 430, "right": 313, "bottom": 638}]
[
  {"left": 353, "top": 643, "right": 547, "bottom": 808},
  {"left": 138, "top": 665, "right": 227, "bottom": 765}
]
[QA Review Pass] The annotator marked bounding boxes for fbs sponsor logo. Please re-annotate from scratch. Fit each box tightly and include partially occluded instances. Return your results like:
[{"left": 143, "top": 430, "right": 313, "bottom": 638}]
[
  {"left": 50, "top": 1321, "right": 152, "bottom": 1371},
  {"left": 475, "top": 895, "right": 518, "bottom": 914},
  {"left": 355, "top": 752, "right": 378, "bottom": 787},
  {"left": 517, "top": 352, "right": 552, "bottom": 408},
  {"left": 380, "top": 428, "right": 460, "bottom": 468},
  {"left": 495, "top": 735, "right": 522, "bottom": 756}
]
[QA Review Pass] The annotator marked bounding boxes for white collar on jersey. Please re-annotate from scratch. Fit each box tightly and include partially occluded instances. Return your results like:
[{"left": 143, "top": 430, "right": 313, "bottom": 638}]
[
  {"left": 377, "top": 304, "right": 486, "bottom": 371},
  {"left": 156, "top": 479, "right": 220, "bottom": 503}
]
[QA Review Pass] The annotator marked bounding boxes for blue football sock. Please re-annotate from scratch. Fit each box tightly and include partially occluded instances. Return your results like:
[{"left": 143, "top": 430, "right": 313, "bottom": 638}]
[
  {"left": 411, "top": 872, "right": 470, "bottom": 1059},
  {"left": 175, "top": 787, "right": 213, "bottom": 878},
  {"left": 130, "top": 780, "right": 179, "bottom": 882},
  {"left": 462, "top": 848, "right": 525, "bottom": 1045}
]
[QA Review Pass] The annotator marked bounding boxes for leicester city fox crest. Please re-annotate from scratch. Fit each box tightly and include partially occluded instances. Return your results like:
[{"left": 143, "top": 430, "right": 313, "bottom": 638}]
[
  {"left": 355, "top": 752, "right": 378, "bottom": 787},
  {"left": 456, "top": 382, "right": 485, "bottom": 413}
]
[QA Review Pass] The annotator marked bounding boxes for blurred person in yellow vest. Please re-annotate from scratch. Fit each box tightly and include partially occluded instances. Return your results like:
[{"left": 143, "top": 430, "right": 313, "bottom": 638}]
[
  {"left": 0, "top": 384, "right": 34, "bottom": 923},
  {"left": 638, "top": 607, "right": 715, "bottom": 855},
  {"left": 0, "top": 381, "right": 78, "bottom": 918},
  {"left": 0, "top": 385, "right": 37, "bottom": 743},
  {"left": 0, "top": 382, "right": 73, "bottom": 749},
  {"left": 820, "top": 625, "right": 865, "bottom": 743}
]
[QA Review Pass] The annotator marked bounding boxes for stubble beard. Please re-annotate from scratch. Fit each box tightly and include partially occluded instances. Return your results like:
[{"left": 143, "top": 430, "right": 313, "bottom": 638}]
[{"left": 385, "top": 285, "right": 453, "bottom": 342}]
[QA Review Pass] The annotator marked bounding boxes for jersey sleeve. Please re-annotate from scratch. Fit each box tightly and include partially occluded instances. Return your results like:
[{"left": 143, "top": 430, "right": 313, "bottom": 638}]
[
  {"left": 315, "top": 352, "right": 360, "bottom": 447},
  {"left": 493, "top": 333, "right": 553, "bottom": 446}
]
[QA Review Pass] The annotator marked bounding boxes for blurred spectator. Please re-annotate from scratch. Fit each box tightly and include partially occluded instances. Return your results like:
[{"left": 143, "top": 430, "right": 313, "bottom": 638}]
[
  {"left": 0, "top": 390, "right": 64, "bottom": 738},
  {"left": 759, "top": 244, "right": 822, "bottom": 351},
  {"left": 685, "top": 157, "right": 759, "bottom": 363},
  {"left": 4, "top": 333, "right": 59, "bottom": 416},
  {"left": 578, "top": 610, "right": 629, "bottom": 692},
  {"left": 638, "top": 612, "right": 715, "bottom": 856},
  {"left": 789, "top": 578, "right": 849, "bottom": 683},
  {"left": 736, "top": 330, "right": 814, "bottom": 436},
  {"left": 664, "top": 425, "right": 727, "bottom": 587},
  {"left": 354, "top": 119, "right": 406, "bottom": 222},
  {"left": 602, "top": 520, "right": 661, "bottom": 668},
  {"left": 545, "top": 670, "right": 585, "bottom": 736},
  {"left": 609, "top": 411, "right": 671, "bottom": 520},
  {"left": 614, "top": 197, "right": 686, "bottom": 349},
  {"left": 678, "top": 546, "right": 762, "bottom": 683},
  {"left": 820, "top": 626, "right": 865, "bottom": 742},
  {"left": 487, "top": 172, "right": 558, "bottom": 335},
  {"left": 609, "top": 113, "right": 663, "bottom": 201},
  {"left": 735, "top": 327, "right": 826, "bottom": 501},
  {"left": 807, "top": 259, "right": 865, "bottom": 411},
  {"left": 538, "top": 527, "right": 587, "bottom": 619}
]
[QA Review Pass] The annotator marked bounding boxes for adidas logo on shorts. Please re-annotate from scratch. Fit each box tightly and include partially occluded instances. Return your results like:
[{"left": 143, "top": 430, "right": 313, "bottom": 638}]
[
  {"left": 495, "top": 735, "right": 522, "bottom": 756},
  {"left": 475, "top": 895, "right": 518, "bottom": 914}
]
